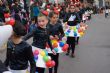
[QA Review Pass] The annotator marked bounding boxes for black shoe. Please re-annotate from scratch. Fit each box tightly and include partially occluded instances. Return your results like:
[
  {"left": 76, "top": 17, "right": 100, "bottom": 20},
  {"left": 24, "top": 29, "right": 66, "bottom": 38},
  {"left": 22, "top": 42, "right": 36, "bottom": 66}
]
[
  {"left": 71, "top": 54, "right": 75, "bottom": 58},
  {"left": 66, "top": 53, "right": 69, "bottom": 56},
  {"left": 76, "top": 41, "right": 79, "bottom": 45}
]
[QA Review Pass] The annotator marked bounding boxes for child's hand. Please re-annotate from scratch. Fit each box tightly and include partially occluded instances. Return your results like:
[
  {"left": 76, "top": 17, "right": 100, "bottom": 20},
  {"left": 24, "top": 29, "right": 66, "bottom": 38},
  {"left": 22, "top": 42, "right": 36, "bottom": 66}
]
[
  {"left": 55, "top": 35, "right": 59, "bottom": 40},
  {"left": 50, "top": 35, "right": 54, "bottom": 40},
  {"left": 64, "top": 22, "right": 67, "bottom": 25},
  {"left": 52, "top": 50, "right": 57, "bottom": 55}
]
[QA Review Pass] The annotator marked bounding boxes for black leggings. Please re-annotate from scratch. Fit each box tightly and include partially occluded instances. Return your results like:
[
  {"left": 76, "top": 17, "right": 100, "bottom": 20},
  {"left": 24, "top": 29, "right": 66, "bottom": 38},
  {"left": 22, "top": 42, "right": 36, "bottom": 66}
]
[
  {"left": 48, "top": 53, "right": 59, "bottom": 73},
  {"left": 36, "top": 67, "right": 45, "bottom": 73},
  {"left": 67, "top": 37, "right": 76, "bottom": 54},
  {"left": 76, "top": 37, "right": 79, "bottom": 44}
]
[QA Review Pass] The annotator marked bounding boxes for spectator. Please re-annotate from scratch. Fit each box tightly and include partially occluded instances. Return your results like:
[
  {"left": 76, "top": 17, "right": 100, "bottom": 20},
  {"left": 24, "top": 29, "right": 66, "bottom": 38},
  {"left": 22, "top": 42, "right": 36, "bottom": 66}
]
[
  {"left": 30, "top": 2, "right": 40, "bottom": 23},
  {"left": 0, "top": 0, "right": 6, "bottom": 22},
  {"left": 28, "top": 18, "right": 37, "bottom": 33},
  {"left": 14, "top": 9, "right": 22, "bottom": 22}
]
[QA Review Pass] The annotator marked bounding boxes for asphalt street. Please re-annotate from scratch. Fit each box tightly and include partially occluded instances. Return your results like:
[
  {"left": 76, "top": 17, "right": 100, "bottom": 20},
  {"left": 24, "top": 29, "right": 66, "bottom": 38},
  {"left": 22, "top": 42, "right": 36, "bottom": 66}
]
[{"left": 56, "top": 14, "right": 110, "bottom": 73}]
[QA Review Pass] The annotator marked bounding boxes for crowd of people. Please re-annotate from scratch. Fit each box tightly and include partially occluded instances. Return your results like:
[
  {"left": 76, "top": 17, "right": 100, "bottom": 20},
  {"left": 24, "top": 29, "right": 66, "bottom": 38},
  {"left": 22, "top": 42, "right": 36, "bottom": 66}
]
[{"left": 0, "top": 0, "right": 93, "bottom": 73}]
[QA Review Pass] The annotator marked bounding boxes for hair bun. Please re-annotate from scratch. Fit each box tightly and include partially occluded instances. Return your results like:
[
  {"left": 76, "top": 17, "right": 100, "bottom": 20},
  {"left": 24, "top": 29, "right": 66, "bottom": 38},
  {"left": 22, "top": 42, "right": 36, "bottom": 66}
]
[{"left": 13, "top": 21, "right": 27, "bottom": 36}]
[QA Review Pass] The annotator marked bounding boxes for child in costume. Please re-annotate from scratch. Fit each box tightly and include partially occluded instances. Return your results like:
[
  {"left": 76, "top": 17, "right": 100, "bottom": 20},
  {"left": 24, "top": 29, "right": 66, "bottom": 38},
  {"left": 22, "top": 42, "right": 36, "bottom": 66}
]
[
  {"left": 23, "top": 12, "right": 56, "bottom": 73},
  {"left": 5, "top": 21, "right": 36, "bottom": 73},
  {"left": 47, "top": 12, "right": 64, "bottom": 73},
  {"left": 63, "top": 5, "right": 81, "bottom": 58}
]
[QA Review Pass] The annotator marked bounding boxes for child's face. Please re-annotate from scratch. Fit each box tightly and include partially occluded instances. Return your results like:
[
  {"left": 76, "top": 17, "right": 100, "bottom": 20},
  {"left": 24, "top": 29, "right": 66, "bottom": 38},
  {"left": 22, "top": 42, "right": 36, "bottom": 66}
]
[
  {"left": 38, "top": 16, "right": 48, "bottom": 28},
  {"left": 50, "top": 14, "right": 58, "bottom": 24},
  {"left": 32, "top": 20, "right": 35, "bottom": 24},
  {"left": 66, "top": 8, "right": 69, "bottom": 12},
  {"left": 70, "top": 6, "right": 75, "bottom": 12},
  {"left": 0, "top": 1, "right": 3, "bottom": 5}
]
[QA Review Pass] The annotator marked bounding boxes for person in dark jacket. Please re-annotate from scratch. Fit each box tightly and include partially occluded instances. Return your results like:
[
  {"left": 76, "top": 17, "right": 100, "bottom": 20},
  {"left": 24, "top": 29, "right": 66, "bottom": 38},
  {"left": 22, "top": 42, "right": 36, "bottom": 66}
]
[
  {"left": 12, "top": 1, "right": 22, "bottom": 13},
  {"left": 5, "top": 20, "right": 36, "bottom": 73},
  {"left": 14, "top": 9, "right": 22, "bottom": 22},
  {"left": 63, "top": 5, "right": 81, "bottom": 58},
  {"left": 7, "top": 0, "right": 13, "bottom": 12},
  {"left": 30, "top": 2, "right": 40, "bottom": 23},
  {"left": 23, "top": 13, "right": 56, "bottom": 73},
  {"left": 47, "top": 12, "right": 64, "bottom": 73},
  {"left": 0, "top": 0, "right": 6, "bottom": 22}
]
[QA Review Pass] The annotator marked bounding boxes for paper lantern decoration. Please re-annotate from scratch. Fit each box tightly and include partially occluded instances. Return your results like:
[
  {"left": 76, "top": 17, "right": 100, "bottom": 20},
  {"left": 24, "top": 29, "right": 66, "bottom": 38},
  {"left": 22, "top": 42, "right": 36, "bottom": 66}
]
[
  {"left": 54, "top": 10, "right": 59, "bottom": 14},
  {"left": 74, "top": 27, "right": 77, "bottom": 32},
  {"left": 46, "top": 60, "right": 52, "bottom": 68},
  {"left": 43, "top": 56, "right": 49, "bottom": 62},
  {"left": 80, "top": 32, "right": 84, "bottom": 37},
  {"left": 74, "top": 32, "right": 77, "bottom": 37},
  {"left": 34, "top": 50, "right": 39, "bottom": 56},
  {"left": 54, "top": 48, "right": 59, "bottom": 52},
  {"left": 53, "top": 42, "right": 58, "bottom": 48},
  {"left": 6, "top": 18, "right": 15, "bottom": 26},
  {"left": 4, "top": 12, "right": 15, "bottom": 26},
  {"left": 62, "top": 44, "right": 69, "bottom": 52},
  {"left": 69, "top": 27, "right": 73, "bottom": 30},
  {"left": 32, "top": 47, "right": 56, "bottom": 68},
  {"left": 34, "top": 55, "right": 38, "bottom": 60},
  {"left": 78, "top": 29, "right": 82, "bottom": 33},
  {"left": 51, "top": 60, "right": 56, "bottom": 67},
  {"left": 67, "top": 29, "right": 71, "bottom": 33},
  {"left": 44, "top": 50, "right": 48, "bottom": 56},
  {"left": 42, "top": 11, "right": 49, "bottom": 16},
  {"left": 9, "top": 18, "right": 15, "bottom": 26},
  {"left": 40, "top": 50, "right": 46, "bottom": 57},
  {"left": 59, "top": 42, "right": 65, "bottom": 47},
  {"left": 46, "top": 60, "right": 56, "bottom": 68},
  {"left": 65, "top": 32, "right": 69, "bottom": 36},
  {"left": 51, "top": 40, "right": 58, "bottom": 44},
  {"left": 4, "top": 13, "right": 10, "bottom": 18}
]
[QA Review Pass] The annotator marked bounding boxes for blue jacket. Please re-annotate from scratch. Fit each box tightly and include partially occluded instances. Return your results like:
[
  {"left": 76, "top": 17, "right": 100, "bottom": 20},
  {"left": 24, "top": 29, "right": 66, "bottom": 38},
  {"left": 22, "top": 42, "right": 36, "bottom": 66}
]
[
  {"left": 28, "top": 24, "right": 37, "bottom": 33},
  {"left": 33, "top": 6, "right": 40, "bottom": 17}
]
